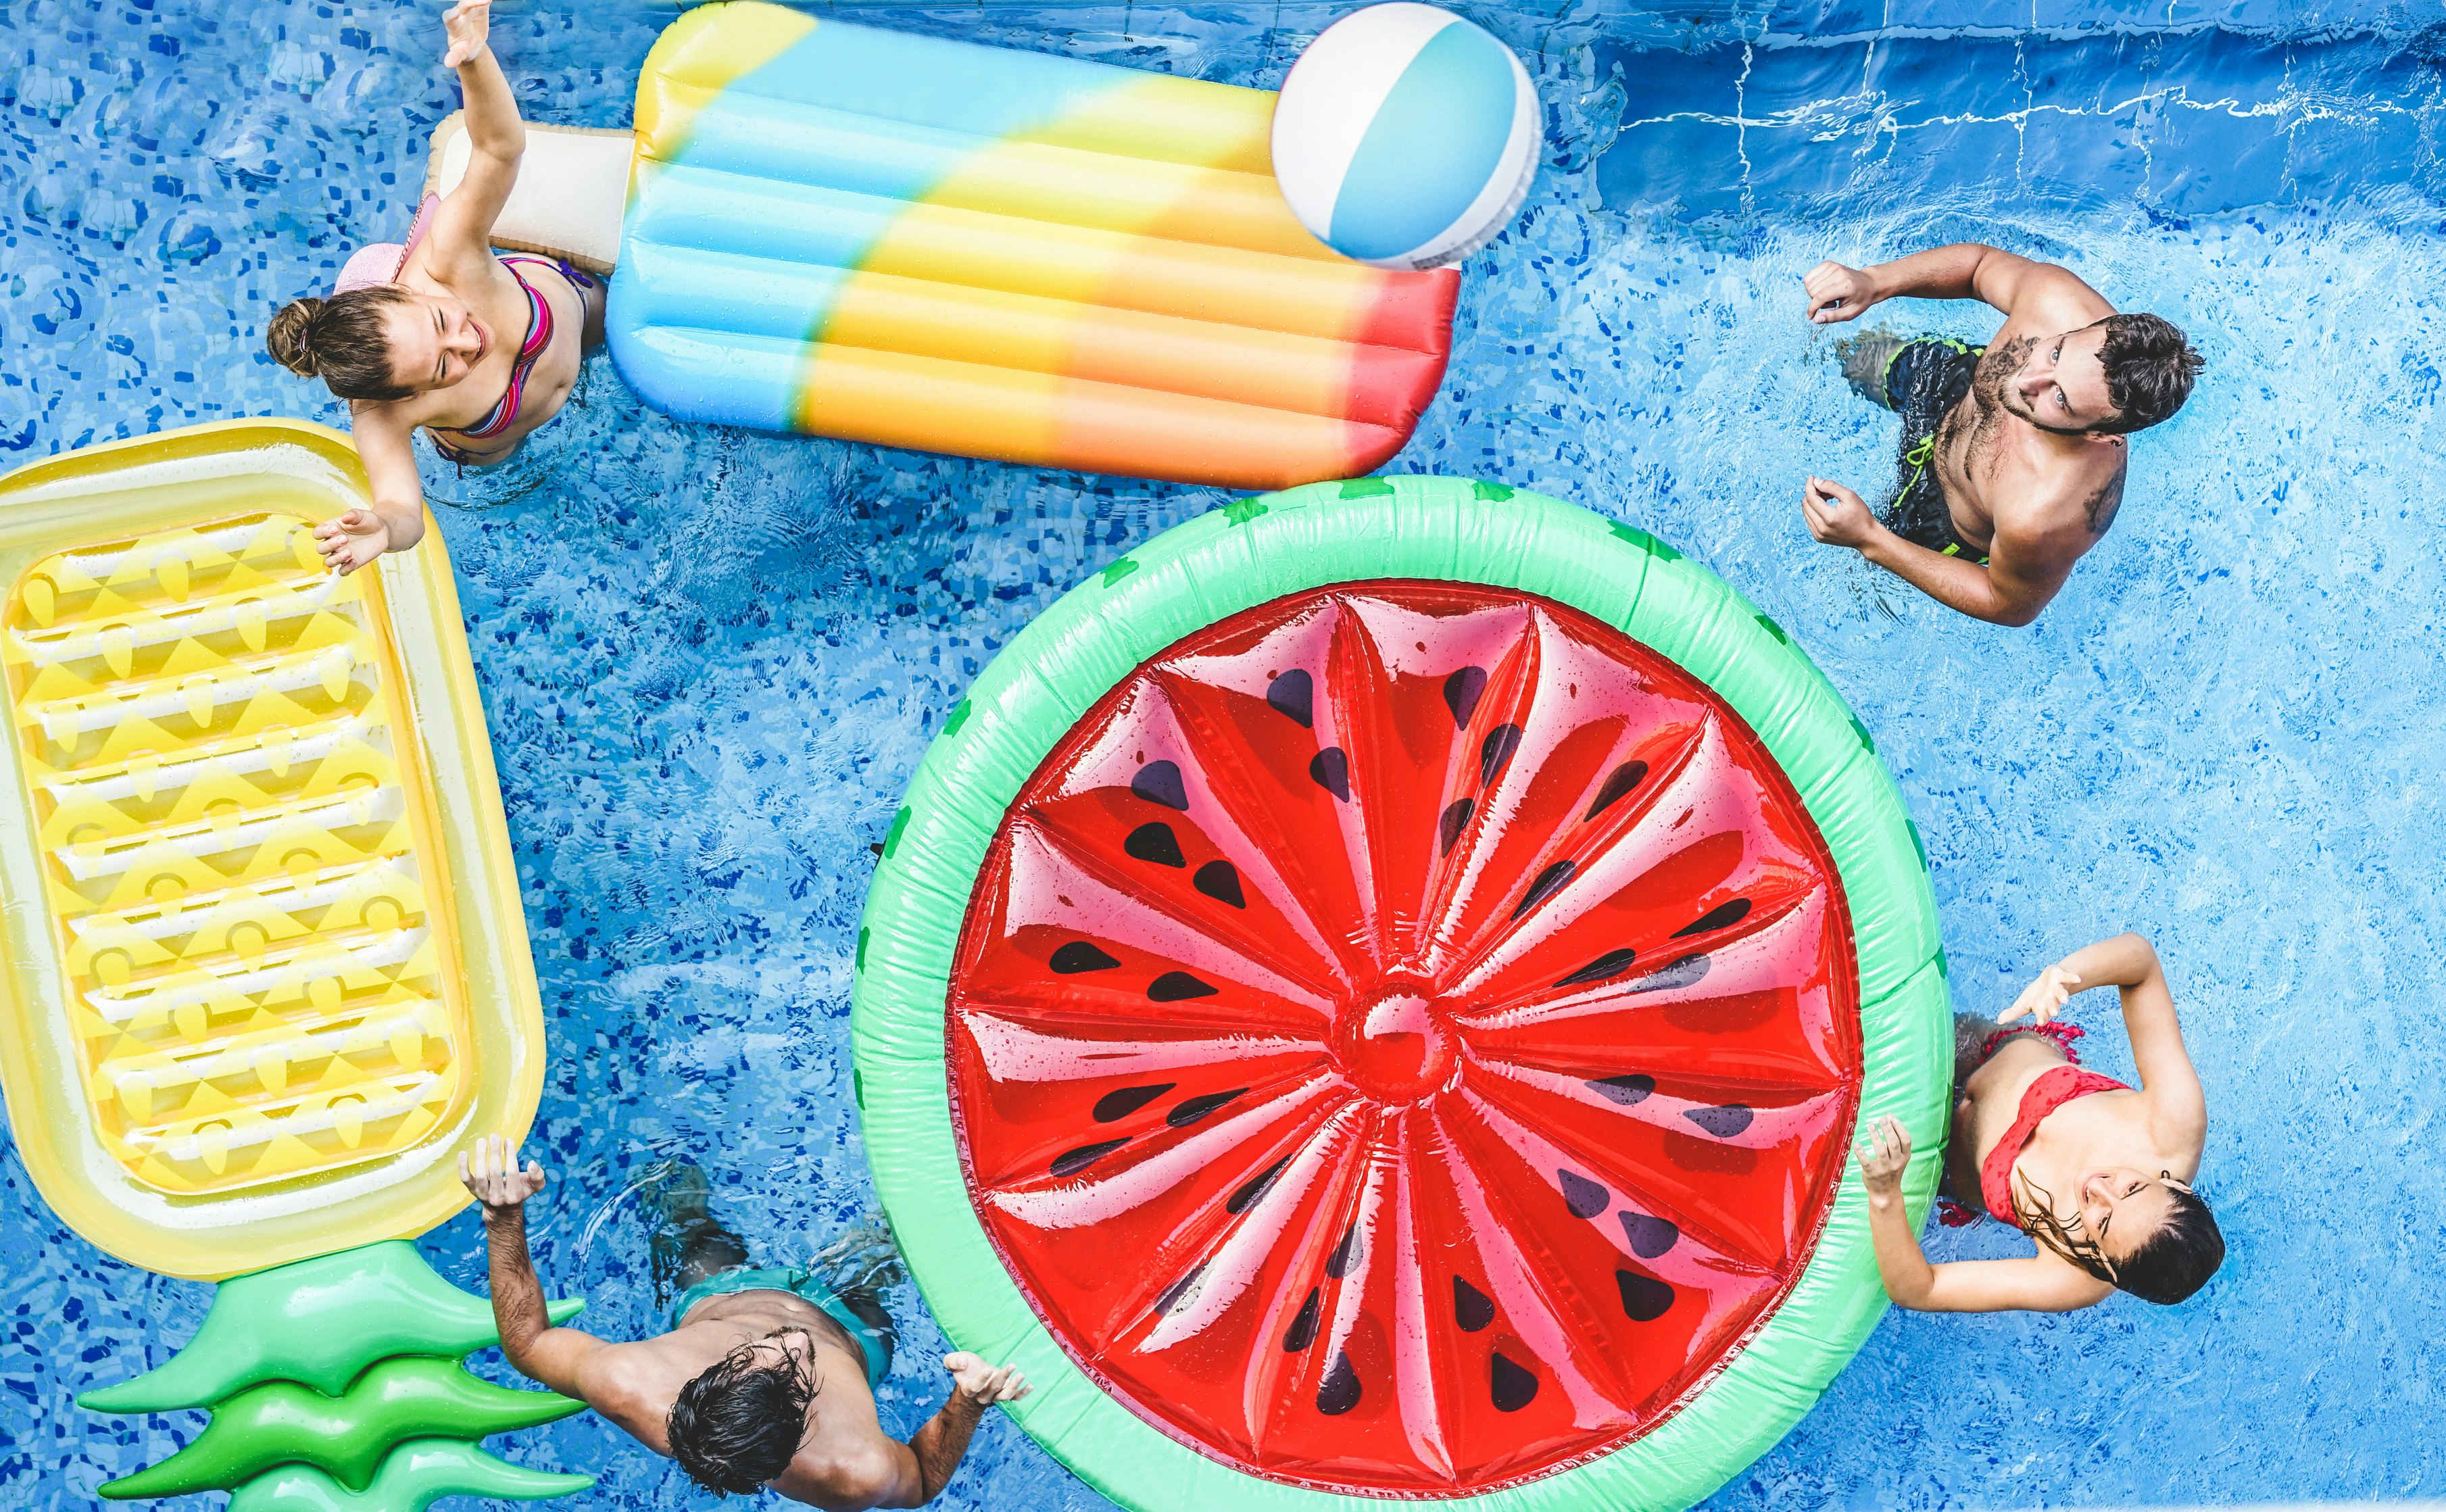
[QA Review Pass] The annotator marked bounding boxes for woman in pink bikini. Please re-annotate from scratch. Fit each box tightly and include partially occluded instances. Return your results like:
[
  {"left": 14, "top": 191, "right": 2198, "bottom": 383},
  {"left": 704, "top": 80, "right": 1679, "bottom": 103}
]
[
  {"left": 264, "top": 0, "right": 602, "bottom": 575},
  {"left": 1856, "top": 932, "right": 2223, "bottom": 1311}
]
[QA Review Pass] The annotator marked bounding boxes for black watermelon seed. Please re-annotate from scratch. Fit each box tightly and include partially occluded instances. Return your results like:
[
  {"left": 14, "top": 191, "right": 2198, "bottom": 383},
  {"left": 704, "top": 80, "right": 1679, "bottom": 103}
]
[
  {"left": 1684, "top": 1103, "right": 1755, "bottom": 1138},
  {"left": 1192, "top": 860, "right": 1245, "bottom": 907},
  {"left": 1051, "top": 1138, "right": 1129, "bottom": 1177},
  {"left": 1131, "top": 760, "right": 1190, "bottom": 810},
  {"left": 1584, "top": 760, "right": 1650, "bottom": 821},
  {"left": 1050, "top": 942, "right": 1121, "bottom": 974},
  {"left": 1673, "top": 897, "right": 1753, "bottom": 937},
  {"left": 1317, "top": 1351, "right": 1362, "bottom": 1415},
  {"left": 1629, "top": 953, "right": 1711, "bottom": 994},
  {"left": 1325, "top": 1222, "right": 1362, "bottom": 1279},
  {"left": 1123, "top": 822, "right": 1186, "bottom": 868},
  {"left": 1490, "top": 1352, "right": 1539, "bottom": 1413},
  {"left": 1589, "top": 1073, "right": 1656, "bottom": 1106},
  {"left": 1443, "top": 666, "right": 1488, "bottom": 727},
  {"left": 1555, "top": 947, "right": 1638, "bottom": 987},
  {"left": 1620, "top": 1212, "right": 1680, "bottom": 1259},
  {"left": 1148, "top": 971, "right": 1218, "bottom": 1002},
  {"left": 1438, "top": 797, "right": 1474, "bottom": 855},
  {"left": 1227, "top": 1155, "right": 1292, "bottom": 1214},
  {"left": 1167, "top": 1087, "right": 1248, "bottom": 1127},
  {"left": 1310, "top": 747, "right": 1351, "bottom": 801},
  {"left": 1283, "top": 1287, "right": 1322, "bottom": 1352},
  {"left": 1452, "top": 1276, "right": 1495, "bottom": 1332},
  {"left": 1617, "top": 1269, "right": 1675, "bottom": 1321},
  {"left": 1557, "top": 1168, "right": 1610, "bottom": 1219},
  {"left": 1092, "top": 1083, "right": 1177, "bottom": 1123},
  {"left": 1156, "top": 1262, "right": 1206, "bottom": 1316},
  {"left": 1479, "top": 723, "right": 1524, "bottom": 784},
  {"left": 1267, "top": 668, "right": 1315, "bottom": 728},
  {"left": 1511, "top": 859, "right": 1575, "bottom": 919}
]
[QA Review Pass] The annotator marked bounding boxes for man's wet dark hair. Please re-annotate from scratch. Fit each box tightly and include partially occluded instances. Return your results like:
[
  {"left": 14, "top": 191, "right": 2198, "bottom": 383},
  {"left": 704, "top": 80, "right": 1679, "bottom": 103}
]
[
  {"left": 2113, "top": 1185, "right": 2225, "bottom": 1306},
  {"left": 2088, "top": 312, "right": 2204, "bottom": 434},
  {"left": 666, "top": 1332, "right": 818, "bottom": 1495}
]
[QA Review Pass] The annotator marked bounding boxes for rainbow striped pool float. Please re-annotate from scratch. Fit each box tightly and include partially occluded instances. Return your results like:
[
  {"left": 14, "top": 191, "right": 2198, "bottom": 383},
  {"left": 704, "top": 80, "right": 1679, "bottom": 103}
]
[{"left": 610, "top": 2, "right": 1459, "bottom": 489}]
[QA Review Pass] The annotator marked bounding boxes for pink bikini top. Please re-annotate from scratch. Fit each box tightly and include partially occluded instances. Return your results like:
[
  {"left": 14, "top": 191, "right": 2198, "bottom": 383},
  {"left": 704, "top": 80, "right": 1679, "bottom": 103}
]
[{"left": 332, "top": 194, "right": 593, "bottom": 464}]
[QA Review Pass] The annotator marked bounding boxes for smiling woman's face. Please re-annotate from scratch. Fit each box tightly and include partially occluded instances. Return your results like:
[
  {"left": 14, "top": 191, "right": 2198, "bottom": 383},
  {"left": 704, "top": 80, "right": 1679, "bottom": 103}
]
[
  {"left": 2081, "top": 1165, "right": 2182, "bottom": 1266},
  {"left": 380, "top": 291, "right": 489, "bottom": 394}
]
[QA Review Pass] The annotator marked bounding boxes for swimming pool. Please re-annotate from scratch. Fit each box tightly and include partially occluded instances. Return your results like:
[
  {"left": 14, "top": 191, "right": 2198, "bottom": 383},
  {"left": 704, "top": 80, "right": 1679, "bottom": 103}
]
[{"left": 3, "top": 0, "right": 2441, "bottom": 1505}]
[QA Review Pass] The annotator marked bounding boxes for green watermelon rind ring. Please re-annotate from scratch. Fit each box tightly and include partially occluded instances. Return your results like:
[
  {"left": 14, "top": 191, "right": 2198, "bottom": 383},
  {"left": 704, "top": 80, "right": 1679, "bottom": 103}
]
[{"left": 851, "top": 477, "right": 1949, "bottom": 1512}]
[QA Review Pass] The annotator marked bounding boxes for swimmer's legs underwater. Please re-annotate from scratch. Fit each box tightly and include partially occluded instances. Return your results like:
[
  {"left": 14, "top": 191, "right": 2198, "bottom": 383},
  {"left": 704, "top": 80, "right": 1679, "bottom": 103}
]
[{"left": 642, "top": 1161, "right": 902, "bottom": 1376}]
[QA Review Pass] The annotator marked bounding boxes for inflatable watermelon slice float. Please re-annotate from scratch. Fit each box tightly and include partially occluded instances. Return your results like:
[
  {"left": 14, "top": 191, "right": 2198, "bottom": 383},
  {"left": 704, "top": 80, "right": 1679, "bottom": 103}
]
[{"left": 856, "top": 479, "right": 1949, "bottom": 1512}]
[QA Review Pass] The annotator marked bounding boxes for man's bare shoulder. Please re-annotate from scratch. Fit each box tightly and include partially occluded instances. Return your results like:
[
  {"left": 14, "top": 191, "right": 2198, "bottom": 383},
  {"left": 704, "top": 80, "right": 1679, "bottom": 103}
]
[
  {"left": 1988, "top": 261, "right": 2116, "bottom": 343},
  {"left": 1994, "top": 445, "right": 2126, "bottom": 554},
  {"left": 776, "top": 1432, "right": 913, "bottom": 1511}
]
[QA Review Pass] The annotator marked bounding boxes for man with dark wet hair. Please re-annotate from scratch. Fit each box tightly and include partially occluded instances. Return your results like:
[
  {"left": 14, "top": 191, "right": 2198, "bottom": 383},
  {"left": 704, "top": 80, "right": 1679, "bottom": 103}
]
[
  {"left": 461, "top": 1136, "right": 1029, "bottom": 1507},
  {"left": 1799, "top": 243, "right": 2205, "bottom": 626}
]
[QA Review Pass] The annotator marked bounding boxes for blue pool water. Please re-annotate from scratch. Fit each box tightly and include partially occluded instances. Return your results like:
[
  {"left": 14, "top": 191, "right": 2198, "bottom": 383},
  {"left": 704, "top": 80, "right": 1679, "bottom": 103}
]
[{"left": 5, "top": 0, "right": 2444, "bottom": 1506}]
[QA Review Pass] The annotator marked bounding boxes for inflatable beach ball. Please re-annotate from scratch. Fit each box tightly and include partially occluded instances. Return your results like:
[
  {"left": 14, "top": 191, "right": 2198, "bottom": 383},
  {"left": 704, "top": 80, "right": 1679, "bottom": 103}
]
[{"left": 1271, "top": 3, "right": 1540, "bottom": 270}]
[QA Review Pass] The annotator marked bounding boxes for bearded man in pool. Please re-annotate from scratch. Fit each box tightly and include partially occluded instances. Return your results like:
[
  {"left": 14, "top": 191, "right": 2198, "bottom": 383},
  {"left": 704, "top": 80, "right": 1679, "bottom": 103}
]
[
  {"left": 1799, "top": 243, "right": 2205, "bottom": 627},
  {"left": 459, "top": 1136, "right": 1029, "bottom": 1507}
]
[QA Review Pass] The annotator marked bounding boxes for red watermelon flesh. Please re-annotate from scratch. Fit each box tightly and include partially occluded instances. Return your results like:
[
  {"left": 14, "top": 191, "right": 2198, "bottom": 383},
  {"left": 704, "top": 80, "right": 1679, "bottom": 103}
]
[{"left": 946, "top": 582, "right": 1863, "bottom": 1495}]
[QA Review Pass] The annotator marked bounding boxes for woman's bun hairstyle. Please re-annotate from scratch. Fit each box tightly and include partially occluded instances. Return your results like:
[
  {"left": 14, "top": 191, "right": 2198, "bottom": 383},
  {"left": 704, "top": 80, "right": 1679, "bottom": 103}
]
[
  {"left": 266, "top": 297, "right": 325, "bottom": 377},
  {"left": 264, "top": 286, "right": 412, "bottom": 402}
]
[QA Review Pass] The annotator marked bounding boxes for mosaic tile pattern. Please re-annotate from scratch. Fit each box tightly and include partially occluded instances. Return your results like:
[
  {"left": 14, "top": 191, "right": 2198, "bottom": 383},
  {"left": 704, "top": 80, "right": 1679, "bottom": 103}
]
[{"left": 4, "top": 1, "right": 2442, "bottom": 1508}]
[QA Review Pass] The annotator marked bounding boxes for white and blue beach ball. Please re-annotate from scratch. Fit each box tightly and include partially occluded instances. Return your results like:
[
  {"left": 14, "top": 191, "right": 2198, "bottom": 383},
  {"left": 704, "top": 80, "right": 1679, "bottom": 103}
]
[{"left": 1271, "top": 3, "right": 1539, "bottom": 270}]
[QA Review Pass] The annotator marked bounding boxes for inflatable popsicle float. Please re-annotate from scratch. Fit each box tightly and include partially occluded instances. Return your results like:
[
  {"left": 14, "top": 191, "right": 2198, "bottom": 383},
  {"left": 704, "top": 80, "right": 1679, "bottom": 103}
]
[{"left": 426, "top": 0, "right": 1461, "bottom": 489}]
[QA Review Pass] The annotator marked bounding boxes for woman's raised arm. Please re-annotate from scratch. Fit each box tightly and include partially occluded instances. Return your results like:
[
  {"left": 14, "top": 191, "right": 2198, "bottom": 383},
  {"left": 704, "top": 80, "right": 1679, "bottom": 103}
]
[
  {"left": 2002, "top": 933, "right": 2205, "bottom": 1154},
  {"left": 417, "top": 1, "right": 525, "bottom": 287}
]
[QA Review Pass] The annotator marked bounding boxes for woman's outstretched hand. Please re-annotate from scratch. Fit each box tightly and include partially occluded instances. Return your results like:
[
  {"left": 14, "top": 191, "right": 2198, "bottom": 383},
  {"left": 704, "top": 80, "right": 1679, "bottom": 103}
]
[
  {"left": 1854, "top": 1114, "right": 1910, "bottom": 1201},
  {"left": 441, "top": 0, "right": 492, "bottom": 68},
  {"left": 2001, "top": 962, "right": 2084, "bottom": 1026},
  {"left": 314, "top": 507, "right": 393, "bottom": 576}
]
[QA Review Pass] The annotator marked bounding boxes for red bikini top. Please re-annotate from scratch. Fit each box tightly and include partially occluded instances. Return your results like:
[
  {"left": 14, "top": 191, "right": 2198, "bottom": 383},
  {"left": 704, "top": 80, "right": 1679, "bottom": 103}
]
[{"left": 1980, "top": 1065, "right": 2130, "bottom": 1225}]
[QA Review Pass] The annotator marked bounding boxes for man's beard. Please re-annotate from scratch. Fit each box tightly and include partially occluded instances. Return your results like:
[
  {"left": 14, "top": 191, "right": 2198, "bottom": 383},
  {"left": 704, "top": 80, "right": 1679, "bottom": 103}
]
[{"left": 2000, "top": 374, "right": 2095, "bottom": 437}]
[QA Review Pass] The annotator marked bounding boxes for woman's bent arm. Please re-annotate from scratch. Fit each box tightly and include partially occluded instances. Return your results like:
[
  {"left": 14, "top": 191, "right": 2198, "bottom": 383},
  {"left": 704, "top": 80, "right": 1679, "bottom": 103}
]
[
  {"left": 1855, "top": 1113, "right": 2113, "bottom": 1315},
  {"left": 2049, "top": 933, "right": 2206, "bottom": 1148},
  {"left": 1905, "top": 1256, "right": 2114, "bottom": 1313}
]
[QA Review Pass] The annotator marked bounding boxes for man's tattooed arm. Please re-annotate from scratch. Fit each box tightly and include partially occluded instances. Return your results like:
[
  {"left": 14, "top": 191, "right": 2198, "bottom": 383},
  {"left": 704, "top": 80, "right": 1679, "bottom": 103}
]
[{"left": 2082, "top": 468, "right": 2126, "bottom": 533}]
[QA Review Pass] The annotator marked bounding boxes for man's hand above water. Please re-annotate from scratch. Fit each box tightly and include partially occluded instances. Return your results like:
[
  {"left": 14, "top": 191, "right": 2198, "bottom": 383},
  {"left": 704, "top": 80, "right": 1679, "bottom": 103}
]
[
  {"left": 460, "top": 1132, "right": 547, "bottom": 1216},
  {"left": 1801, "top": 476, "right": 1884, "bottom": 552},
  {"left": 1804, "top": 261, "right": 1883, "bottom": 324}
]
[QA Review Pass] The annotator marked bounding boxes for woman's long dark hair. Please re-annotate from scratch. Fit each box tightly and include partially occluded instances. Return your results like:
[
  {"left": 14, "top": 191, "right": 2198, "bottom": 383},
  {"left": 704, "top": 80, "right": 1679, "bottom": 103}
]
[
  {"left": 665, "top": 1329, "right": 821, "bottom": 1494},
  {"left": 265, "top": 287, "right": 412, "bottom": 401},
  {"left": 2014, "top": 1173, "right": 2225, "bottom": 1305}
]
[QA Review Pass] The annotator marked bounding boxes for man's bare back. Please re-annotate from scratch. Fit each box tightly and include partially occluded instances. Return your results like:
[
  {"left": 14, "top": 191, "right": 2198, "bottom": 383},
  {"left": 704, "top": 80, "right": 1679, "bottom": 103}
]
[
  {"left": 459, "top": 1136, "right": 1030, "bottom": 1510},
  {"left": 1795, "top": 243, "right": 2202, "bottom": 626}
]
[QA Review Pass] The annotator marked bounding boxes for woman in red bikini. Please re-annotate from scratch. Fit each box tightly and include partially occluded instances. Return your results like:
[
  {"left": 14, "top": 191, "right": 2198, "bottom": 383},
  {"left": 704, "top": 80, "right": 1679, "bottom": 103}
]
[
  {"left": 264, "top": 0, "right": 603, "bottom": 575},
  {"left": 1857, "top": 933, "right": 2223, "bottom": 1311}
]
